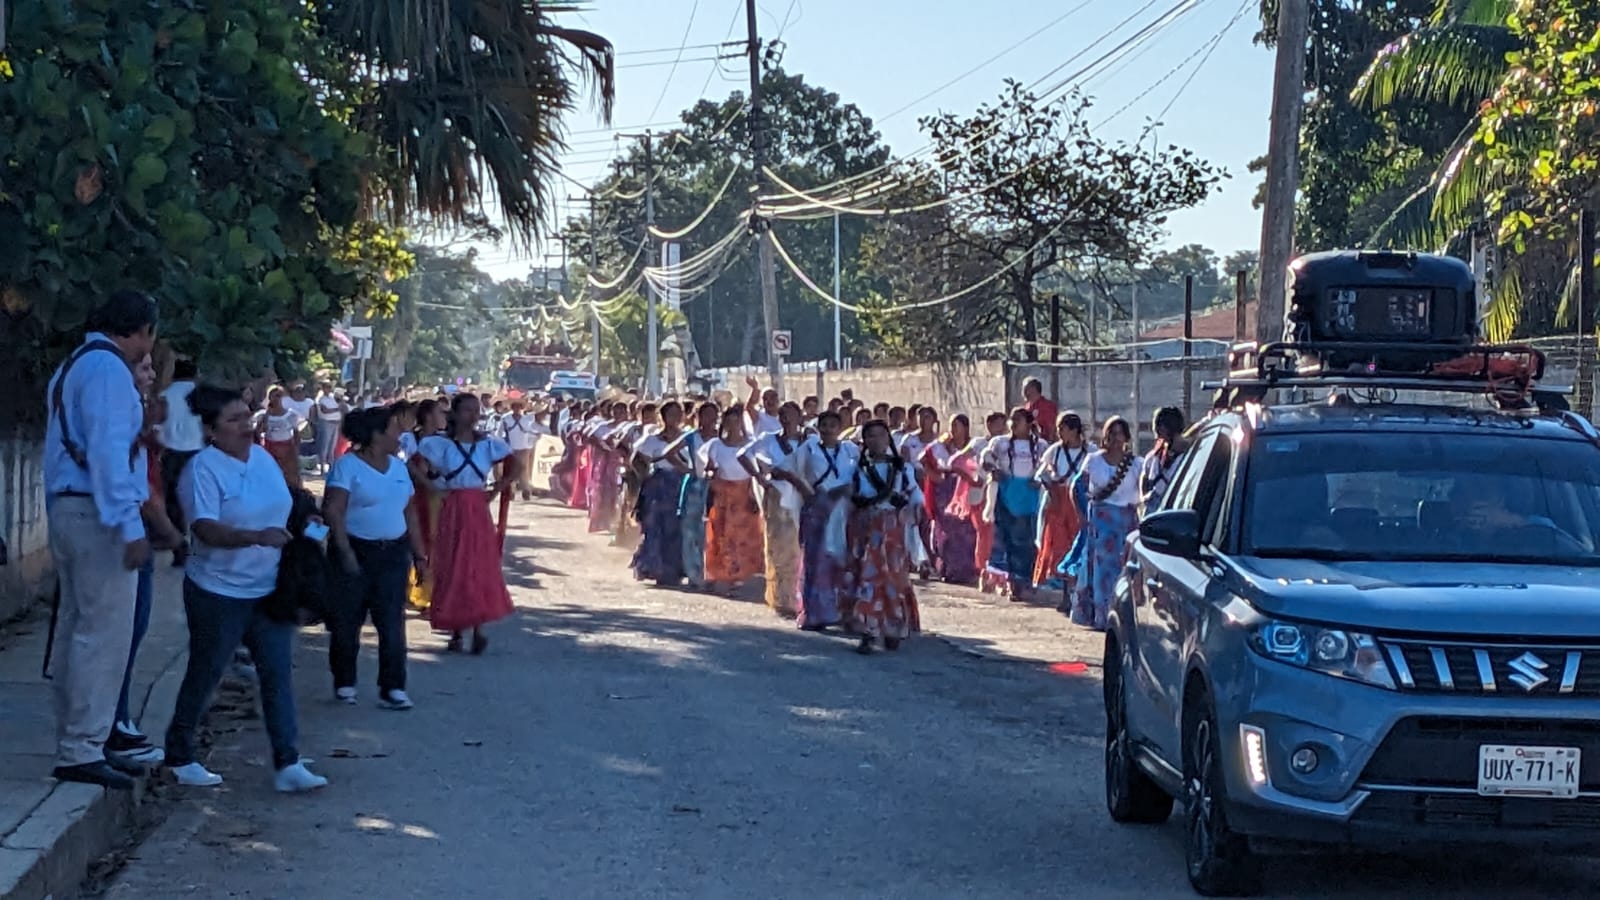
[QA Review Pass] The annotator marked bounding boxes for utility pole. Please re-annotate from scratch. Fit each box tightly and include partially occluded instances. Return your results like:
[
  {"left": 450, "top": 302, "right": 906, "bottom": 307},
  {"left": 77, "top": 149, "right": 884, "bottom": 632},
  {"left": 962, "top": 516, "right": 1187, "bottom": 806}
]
[
  {"left": 746, "top": 0, "right": 784, "bottom": 397},
  {"left": 832, "top": 211, "right": 842, "bottom": 368},
  {"left": 572, "top": 192, "right": 605, "bottom": 378},
  {"left": 619, "top": 131, "right": 662, "bottom": 396},
  {"left": 1255, "top": 0, "right": 1311, "bottom": 342}
]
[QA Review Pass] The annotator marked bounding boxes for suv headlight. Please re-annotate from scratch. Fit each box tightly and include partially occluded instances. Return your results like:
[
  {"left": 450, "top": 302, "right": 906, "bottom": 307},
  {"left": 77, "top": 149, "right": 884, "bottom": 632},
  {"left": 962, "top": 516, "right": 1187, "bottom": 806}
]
[{"left": 1249, "top": 621, "right": 1395, "bottom": 689}]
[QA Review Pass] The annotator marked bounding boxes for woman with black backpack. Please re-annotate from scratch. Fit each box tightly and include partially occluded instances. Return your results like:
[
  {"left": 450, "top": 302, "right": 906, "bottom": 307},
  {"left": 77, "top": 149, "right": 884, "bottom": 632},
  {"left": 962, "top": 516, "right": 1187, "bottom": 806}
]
[{"left": 163, "top": 385, "right": 327, "bottom": 793}]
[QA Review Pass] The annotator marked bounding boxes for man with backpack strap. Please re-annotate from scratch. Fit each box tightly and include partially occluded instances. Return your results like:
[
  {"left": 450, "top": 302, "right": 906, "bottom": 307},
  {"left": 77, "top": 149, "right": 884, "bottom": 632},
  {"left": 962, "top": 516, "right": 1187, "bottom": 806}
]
[{"left": 43, "top": 289, "right": 158, "bottom": 790}]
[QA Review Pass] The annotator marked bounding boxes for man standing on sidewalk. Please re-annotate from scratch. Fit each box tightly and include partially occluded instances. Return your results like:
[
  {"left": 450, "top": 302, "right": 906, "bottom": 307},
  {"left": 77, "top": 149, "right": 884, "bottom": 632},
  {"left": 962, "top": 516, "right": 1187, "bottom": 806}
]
[{"left": 44, "top": 289, "right": 158, "bottom": 790}]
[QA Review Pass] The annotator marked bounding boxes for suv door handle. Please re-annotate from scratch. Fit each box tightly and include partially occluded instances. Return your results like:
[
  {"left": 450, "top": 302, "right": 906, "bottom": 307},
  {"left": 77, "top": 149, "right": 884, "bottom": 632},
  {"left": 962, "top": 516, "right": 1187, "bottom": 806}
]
[{"left": 1125, "top": 560, "right": 1141, "bottom": 574}]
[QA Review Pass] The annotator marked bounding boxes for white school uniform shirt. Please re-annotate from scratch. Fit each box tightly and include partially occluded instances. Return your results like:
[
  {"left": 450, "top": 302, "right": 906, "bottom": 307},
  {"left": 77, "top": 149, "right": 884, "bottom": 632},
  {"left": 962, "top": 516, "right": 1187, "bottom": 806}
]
[
  {"left": 397, "top": 431, "right": 418, "bottom": 461},
  {"left": 1037, "top": 441, "right": 1096, "bottom": 486},
  {"left": 500, "top": 413, "right": 544, "bottom": 452},
  {"left": 793, "top": 436, "right": 860, "bottom": 494},
  {"left": 158, "top": 381, "right": 205, "bottom": 453},
  {"left": 634, "top": 432, "right": 680, "bottom": 473},
  {"left": 416, "top": 435, "right": 511, "bottom": 491},
  {"left": 261, "top": 409, "right": 303, "bottom": 442},
  {"left": 981, "top": 436, "right": 1049, "bottom": 480},
  {"left": 898, "top": 432, "right": 939, "bottom": 478},
  {"left": 316, "top": 392, "right": 344, "bottom": 423},
  {"left": 698, "top": 437, "right": 753, "bottom": 481},
  {"left": 1083, "top": 452, "right": 1145, "bottom": 509},
  {"left": 852, "top": 457, "right": 925, "bottom": 511},
  {"left": 741, "top": 431, "right": 806, "bottom": 515},
  {"left": 749, "top": 408, "right": 781, "bottom": 436},
  {"left": 180, "top": 444, "right": 293, "bottom": 600},
  {"left": 327, "top": 452, "right": 415, "bottom": 541},
  {"left": 283, "top": 396, "right": 315, "bottom": 424}
]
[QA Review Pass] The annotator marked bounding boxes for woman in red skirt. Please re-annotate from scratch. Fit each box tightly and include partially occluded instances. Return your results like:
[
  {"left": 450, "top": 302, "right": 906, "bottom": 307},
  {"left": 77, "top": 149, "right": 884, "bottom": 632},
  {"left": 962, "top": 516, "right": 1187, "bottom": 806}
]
[{"left": 409, "top": 394, "right": 521, "bottom": 655}]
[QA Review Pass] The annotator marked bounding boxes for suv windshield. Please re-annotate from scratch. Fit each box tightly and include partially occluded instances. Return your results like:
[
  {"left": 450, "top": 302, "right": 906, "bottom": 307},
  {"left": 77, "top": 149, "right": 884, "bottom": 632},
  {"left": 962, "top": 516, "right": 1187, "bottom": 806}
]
[{"left": 1242, "top": 431, "right": 1600, "bottom": 566}]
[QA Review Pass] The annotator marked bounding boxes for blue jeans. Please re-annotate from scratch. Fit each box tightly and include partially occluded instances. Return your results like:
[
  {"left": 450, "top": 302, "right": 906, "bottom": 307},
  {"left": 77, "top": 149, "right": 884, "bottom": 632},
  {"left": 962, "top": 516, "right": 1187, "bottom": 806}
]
[
  {"left": 115, "top": 558, "right": 155, "bottom": 725},
  {"left": 164, "top": 579, "right": 300, "bottom": 770}
]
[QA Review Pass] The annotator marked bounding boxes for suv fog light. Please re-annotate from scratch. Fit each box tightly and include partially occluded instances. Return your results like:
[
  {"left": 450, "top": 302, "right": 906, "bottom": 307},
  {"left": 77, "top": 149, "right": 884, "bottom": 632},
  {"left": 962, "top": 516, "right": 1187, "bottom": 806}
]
[
  {"left": 1291, "top": 746, "right": 1319, "bottom": 774},
  {"left": 1241, "top": 725, "right": 1269, "bottom": 786}
]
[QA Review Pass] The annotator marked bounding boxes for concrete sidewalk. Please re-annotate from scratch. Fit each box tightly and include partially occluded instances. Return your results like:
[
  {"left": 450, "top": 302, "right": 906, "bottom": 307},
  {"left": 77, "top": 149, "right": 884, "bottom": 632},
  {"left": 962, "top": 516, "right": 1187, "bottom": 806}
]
[{"left": 0, "top": 563, "right": 189, "bottom": 900}]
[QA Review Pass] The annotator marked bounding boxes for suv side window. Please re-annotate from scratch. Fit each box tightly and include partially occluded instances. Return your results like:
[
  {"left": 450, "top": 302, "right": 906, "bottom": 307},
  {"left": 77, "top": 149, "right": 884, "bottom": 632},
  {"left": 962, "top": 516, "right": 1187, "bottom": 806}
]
[
  {"left": 1198, "top": 430, "right": 1239, "bottom": 546},
  {"left": 1163, "top": 427, "right": 1221, "bottom": 513}
]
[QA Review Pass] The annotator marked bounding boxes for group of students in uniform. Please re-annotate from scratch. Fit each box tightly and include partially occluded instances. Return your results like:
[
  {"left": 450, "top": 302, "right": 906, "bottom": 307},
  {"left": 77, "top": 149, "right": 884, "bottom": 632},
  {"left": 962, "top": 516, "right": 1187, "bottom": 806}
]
[{"left": 554, "top": 375, "right": 1191, "bottom": 652}]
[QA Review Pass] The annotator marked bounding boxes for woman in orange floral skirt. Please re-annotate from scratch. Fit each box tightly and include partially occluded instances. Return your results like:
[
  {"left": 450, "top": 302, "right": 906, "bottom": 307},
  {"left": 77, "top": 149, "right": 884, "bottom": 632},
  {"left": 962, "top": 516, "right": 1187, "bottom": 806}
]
[
  {"left": 698, "top": 406, "right": 764, "bottom": 594},
  {"left": 847, "top": 420, "right": 923, "bottom": 654}
]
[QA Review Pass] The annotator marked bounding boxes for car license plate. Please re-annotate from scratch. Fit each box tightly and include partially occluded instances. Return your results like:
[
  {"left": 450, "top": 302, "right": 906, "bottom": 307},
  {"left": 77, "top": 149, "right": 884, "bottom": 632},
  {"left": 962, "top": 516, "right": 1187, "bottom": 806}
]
[{"left": 1477, "top": 745, "right": 1581, "bottom": 799}]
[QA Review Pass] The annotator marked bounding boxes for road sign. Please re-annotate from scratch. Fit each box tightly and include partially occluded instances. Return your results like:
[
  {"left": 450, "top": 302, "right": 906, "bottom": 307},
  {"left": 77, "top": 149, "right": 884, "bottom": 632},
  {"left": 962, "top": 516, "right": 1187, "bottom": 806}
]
[
  {"left": 352, "top": 337, "right": 373, "bottom": 360},
  {"left": 771, "top": 329, "right": 793, "bottom": 357},
  {"left": 347, "top": 325, "right": 373, "bottom": 339}
]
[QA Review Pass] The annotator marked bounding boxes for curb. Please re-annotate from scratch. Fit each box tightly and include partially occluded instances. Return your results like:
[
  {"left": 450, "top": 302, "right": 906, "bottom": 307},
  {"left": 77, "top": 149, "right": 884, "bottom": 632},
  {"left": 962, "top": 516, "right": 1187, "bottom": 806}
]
[{"left": 0, "top": 642, "right": 187, "bottom": 900}]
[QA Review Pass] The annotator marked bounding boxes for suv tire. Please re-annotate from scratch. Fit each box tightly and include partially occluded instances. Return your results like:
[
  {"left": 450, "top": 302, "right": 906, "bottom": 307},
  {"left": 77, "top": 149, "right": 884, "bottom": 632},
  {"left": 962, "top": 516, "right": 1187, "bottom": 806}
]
[
  {"left": 1184, "top": 694, "right": 1262, "bottom": 897},
  {"left": 1104, "top": 637, "right": 1174, "bottom": 824}
]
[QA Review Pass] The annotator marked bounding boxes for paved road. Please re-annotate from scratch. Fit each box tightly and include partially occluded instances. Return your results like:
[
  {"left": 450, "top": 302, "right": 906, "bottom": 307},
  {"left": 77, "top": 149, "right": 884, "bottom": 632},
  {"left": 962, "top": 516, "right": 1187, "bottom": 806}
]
[{"left": 107, "top": 500, "right": 1600, "bottom": 899}]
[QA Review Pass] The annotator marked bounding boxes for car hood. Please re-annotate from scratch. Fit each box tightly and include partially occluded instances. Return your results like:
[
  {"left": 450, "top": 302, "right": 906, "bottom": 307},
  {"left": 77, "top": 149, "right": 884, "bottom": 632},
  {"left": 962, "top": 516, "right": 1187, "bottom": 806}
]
[{"left": 1233, "top": 557, "right": 1600, "bottom": 638}]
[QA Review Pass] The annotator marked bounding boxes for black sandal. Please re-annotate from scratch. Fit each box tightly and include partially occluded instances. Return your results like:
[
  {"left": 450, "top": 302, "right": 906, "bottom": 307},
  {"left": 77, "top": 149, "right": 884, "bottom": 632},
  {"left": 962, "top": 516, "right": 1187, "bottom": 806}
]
[
  {"left": 446, "top": 634, "right": 464, "bottom": 653},
  {"left": 856, "top": 636, "right": 874, "bottom": 655},
  {"left": 471, "top": 632, "right": 489, "bottom": 656}
]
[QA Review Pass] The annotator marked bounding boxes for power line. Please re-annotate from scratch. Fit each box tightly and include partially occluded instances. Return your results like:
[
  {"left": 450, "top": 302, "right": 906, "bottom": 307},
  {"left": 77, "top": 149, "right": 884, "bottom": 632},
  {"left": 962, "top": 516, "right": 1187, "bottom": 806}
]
[{"left": 646, "top": 0, "right": 703, "bottom": 123}]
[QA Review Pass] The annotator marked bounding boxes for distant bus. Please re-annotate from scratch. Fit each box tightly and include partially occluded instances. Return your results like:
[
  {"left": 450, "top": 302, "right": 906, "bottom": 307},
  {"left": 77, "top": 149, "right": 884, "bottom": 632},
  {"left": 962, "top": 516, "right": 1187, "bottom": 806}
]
[
  {"left": 503, "top": 354, "right": 575, "bottom": 393},
  {"left": 546, "top": 370, "right": 598, "bottom": 399}
]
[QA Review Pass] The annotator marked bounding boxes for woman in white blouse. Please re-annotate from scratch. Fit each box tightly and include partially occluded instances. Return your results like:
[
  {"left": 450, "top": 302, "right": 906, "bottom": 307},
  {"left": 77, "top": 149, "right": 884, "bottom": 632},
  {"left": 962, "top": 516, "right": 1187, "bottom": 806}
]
[
  {"left": 256, "top": 386, "right": 305, "bottom": 490},
  {"left": 697, "top": 405, "right": 764, "bottom": 595},
  {"left": 1068, "top": 416, "right": 1143, "bottom": 631},
  {"left": 848, "top": 420, "right": 924, "bottom": 654},
  {"left": 979, "top": 408, "right": 1049, "bottom": 600},
  {"left": 323, "top": 406, "right": 426, "bottom": 710},
  {"left": 165, "top": 386, "right": 325, "bottom": 793},
  {"left": 408, "top": 394, "right": 521, "bottom": 655},
  {"left": 629, "top": 400, "right": 688, "bottom": 585},
  {"left": 738, "top": 401, "right": 807, "bottom": 617},
  {"left": 1033, "top": 411, "right": 1095, "bottom": 594},
  {"left": 662, "top": 401, "right": 721, "bottom": 589},
  {"left": 792, "top": 410, "right": 861, "bottom": 630}
]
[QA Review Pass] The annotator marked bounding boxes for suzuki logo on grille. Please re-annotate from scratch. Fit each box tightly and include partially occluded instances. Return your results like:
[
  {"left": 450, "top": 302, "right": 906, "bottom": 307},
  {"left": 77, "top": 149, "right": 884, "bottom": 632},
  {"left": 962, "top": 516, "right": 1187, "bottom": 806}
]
[{"left": 1507, "top": 652, "right": 1551, "bottom": 692}]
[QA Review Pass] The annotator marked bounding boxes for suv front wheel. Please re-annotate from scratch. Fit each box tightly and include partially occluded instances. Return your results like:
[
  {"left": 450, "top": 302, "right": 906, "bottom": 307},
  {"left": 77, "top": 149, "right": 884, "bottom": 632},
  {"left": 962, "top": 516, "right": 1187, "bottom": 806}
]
[
  {"left": 1184, "top": 691, "right": 1262, "bottom": 897},
  {"left": 1104, "top": 637, "right": 1174, "bottom": 824}
]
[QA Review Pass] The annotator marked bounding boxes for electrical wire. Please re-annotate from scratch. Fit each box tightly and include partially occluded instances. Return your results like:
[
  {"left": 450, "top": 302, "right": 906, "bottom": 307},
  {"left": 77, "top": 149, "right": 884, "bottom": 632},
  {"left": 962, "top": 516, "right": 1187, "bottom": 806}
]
[
  {"left": 754, "top": 0, "right": 1190, "bottom": 209},
  {"left": 586, "top": 236, "right": 650, "bottom": 289},
  {"left": 645, "top": 0, "right": 702, "bottom": 123},
  {"left": 758, "top": 0, "right": 1206, "bottom": 221},
  {"left": 648, "top": 164, "right": 746, "bottom": 239}
]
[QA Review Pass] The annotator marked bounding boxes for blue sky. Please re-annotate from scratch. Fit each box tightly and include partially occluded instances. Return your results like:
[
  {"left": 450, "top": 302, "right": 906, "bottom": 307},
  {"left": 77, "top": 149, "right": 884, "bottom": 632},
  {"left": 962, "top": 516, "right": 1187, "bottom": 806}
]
[{"left": 469, "top": 0, "right": 1275, "bottom": 281}]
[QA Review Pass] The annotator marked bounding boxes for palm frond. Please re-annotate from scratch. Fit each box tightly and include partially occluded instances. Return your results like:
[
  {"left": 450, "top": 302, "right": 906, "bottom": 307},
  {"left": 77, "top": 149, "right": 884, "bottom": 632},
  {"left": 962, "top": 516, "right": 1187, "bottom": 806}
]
[
  {"left": 1365, "top": 124, "right": 1487, "bottom": 251},
  {"left": 1352, "top": 24, "right": 1519, "bottom": 112},
  {"left": 1480, "top": 258, "right": 1521, "bottom": 342},
  {"left": 1431, "top": 0, "right": 1514, "bottom": 28}
]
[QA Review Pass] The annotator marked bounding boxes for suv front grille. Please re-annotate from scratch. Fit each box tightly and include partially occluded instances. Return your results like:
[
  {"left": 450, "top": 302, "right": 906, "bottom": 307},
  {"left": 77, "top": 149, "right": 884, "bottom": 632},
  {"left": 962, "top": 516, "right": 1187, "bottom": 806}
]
[
  {"left": 1362, "top": 717, "right": 1600, "bottom": 790},
  {"left": 1382, "top": 640, "right": 1600, "bottom": 696}
]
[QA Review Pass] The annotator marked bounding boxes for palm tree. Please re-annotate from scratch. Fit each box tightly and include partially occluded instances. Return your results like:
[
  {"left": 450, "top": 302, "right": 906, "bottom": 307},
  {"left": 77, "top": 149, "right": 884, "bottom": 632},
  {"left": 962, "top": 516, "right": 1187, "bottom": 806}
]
[
  {"left": 312, "top": 1, "right": 616, "bottom": 248},
  {"left": 1349, "top": 0, "right": 1577, "bottom": 340}
]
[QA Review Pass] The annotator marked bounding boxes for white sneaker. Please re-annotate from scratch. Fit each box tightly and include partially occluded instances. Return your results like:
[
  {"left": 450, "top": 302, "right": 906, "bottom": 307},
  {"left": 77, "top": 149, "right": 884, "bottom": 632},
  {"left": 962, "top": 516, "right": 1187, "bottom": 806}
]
[
  {"left": 377, "top": 689, "right": 413, "bottom": 711},
  {"left": 171, "top": 762, "right": 223, "bottom": 787},
  {"left": 335, "top": 687, "right": 358, "bottom": 705},
  {"left": 274, "top": 760, "right": 328, "bottom": 793}
]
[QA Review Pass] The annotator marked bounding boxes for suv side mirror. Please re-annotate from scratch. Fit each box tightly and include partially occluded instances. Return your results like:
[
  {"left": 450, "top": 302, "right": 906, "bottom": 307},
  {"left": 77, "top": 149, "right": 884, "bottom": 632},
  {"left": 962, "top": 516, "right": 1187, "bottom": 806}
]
[{"left": 1141, "top": 509, "right": 1203, "bottom": 558}]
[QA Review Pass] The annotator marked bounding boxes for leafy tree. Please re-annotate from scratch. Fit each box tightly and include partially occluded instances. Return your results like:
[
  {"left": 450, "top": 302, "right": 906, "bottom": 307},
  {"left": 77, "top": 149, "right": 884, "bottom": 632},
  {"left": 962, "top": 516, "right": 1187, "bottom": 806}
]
[
  {"left": 0, "top": 0, "right": 409, "bottom": 422},
  {"left": 866, "top": 82, "right": 1223, "bottom": 361},
  {"left": 308, "top": 0, "right": 616, "bottom": 247},
  {"left": 566, "top": 66, "right": 891, "bottom": 368}
]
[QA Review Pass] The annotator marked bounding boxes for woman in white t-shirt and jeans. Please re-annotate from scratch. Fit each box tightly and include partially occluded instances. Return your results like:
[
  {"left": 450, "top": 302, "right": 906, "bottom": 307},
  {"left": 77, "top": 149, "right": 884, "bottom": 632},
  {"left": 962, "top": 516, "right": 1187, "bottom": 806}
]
[
  {"left": 323, "top": 407, "right": 426, "bottom": 710},
  {"left": 164, "top": 386, "right": 327, "bottom": 793}
]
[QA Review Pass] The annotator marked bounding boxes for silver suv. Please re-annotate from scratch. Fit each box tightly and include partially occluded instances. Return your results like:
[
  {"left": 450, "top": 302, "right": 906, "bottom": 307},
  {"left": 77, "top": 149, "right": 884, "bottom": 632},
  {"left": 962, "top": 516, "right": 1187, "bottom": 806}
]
[{"left": 1104, "top": 383, "right": 1600, "bottom": 895}]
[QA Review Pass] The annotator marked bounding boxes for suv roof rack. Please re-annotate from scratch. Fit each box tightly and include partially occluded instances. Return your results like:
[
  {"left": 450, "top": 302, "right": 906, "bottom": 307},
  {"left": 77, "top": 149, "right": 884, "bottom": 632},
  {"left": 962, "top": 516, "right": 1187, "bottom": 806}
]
[{"left": 1201, "top": 340, "right": 1572, "bottom": 407}]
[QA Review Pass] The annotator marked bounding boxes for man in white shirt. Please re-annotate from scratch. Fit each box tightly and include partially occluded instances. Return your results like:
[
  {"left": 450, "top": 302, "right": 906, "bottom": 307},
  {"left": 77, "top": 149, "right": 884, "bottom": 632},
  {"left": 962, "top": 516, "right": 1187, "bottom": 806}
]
[
  {"left": 43, "top": 290, "right": 157, "bottom": 791},
  {"left": 314, "top": 383, "right": 345, "bottom": 471},
  {"left": 500, "top": 399, "right": 546, "bottom": 500},
  {"left": 283, "top": 382, "right": 314, "bottom": 424},
  {"left": 158, "top": 359, "right": 204, "bottom": 564},
  {"left": 743, "top": 376, "right": 782, "bottom": 435}
]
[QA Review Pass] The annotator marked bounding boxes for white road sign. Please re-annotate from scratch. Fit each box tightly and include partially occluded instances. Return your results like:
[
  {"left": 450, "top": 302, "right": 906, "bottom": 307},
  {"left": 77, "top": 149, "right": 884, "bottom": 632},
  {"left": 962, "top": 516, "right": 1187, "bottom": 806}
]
[{"left": 771, "top": 329, "right": 792, "bottom": 357}]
